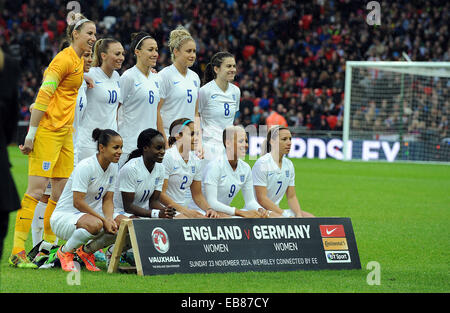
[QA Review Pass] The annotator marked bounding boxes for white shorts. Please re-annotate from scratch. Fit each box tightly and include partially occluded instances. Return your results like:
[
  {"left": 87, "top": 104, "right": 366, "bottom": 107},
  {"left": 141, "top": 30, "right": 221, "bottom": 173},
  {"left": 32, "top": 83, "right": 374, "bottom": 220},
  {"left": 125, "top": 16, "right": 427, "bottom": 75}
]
[
  {"left": 50, "top": 210, "right": 87, "bottom": 241},
  {"left": 281, "top": 209, "right": 295, "bottom": 217},
  {"left": 114, "top": 209, "right": 133, "bottom": 218},
  {"left": 51, "top": 210, "right": 125, "bottom": 240},
  {"left": 77, "top": 145, "right": 97, "bottom": 164}
]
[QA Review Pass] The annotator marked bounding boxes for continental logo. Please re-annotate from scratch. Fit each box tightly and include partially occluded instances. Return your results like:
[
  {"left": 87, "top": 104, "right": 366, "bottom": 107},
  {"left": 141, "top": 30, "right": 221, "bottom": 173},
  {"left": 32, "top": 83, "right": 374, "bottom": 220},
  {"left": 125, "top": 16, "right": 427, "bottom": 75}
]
[{"left": 322, "top": 238, "right": 348, "bottom": 250}]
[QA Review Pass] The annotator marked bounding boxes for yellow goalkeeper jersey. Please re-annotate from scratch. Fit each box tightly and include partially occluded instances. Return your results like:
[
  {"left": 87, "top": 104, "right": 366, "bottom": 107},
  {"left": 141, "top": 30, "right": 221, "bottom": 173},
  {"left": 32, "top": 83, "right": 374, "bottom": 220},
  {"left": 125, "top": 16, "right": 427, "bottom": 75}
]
[{"left": 34, "top": 46, "right": 84, "bottom": 130}]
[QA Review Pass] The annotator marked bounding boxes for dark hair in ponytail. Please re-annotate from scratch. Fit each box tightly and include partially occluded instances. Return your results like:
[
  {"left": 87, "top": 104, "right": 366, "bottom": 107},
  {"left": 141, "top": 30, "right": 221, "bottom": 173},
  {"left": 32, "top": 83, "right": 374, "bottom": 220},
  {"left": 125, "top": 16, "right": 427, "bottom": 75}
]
[
  {"left": 203, "top": 51, "right": 234, "bottom": 85},
  {"left": 261, "top": 125, "right": 289, "bottom": 155},
  {"left": 130, "top": 32, "right": 153, "bottom": 56},
  {"left": 92, "top": 128, "right": 121, "bottom": 151},
  {"left": 168, "top": 118, "right": 193, "bottom": 147},
  {"left": 127, "top": 128, "right": 164, "bottom": 163}
]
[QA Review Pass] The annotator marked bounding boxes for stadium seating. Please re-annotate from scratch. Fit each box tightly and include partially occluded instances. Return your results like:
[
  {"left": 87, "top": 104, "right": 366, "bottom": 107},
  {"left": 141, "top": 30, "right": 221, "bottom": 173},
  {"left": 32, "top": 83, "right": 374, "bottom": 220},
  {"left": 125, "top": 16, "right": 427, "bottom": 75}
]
[{"left": 1, "top": 0, "right": 448, "bottom": 136}]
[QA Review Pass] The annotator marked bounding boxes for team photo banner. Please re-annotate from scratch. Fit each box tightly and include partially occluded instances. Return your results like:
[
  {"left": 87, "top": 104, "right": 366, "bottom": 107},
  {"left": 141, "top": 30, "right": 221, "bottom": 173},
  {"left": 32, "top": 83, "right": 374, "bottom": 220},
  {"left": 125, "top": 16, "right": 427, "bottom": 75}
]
[{"left": 117, "top": 217, "right": 361, "bottom": 276}]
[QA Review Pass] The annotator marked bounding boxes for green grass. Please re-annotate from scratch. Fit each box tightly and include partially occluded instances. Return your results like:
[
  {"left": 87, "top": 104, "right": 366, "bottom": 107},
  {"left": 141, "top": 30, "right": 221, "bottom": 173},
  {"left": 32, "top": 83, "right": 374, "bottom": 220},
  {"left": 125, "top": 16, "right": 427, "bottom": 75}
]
[{"left": 1, "top": 146, "right": 449, "bottom": 293}]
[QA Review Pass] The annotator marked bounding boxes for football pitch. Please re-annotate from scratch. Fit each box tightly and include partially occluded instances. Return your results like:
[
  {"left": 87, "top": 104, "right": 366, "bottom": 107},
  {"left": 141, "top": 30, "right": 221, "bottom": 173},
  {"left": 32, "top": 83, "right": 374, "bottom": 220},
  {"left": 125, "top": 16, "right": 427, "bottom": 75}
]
[{"left": 1, "top": 146, "right": 449, "bottom": 293}]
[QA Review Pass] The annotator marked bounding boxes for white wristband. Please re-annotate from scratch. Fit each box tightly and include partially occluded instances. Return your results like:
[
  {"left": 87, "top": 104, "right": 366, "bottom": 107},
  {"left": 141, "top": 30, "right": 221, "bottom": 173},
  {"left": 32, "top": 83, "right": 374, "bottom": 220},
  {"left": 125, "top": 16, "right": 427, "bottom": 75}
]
[
  {"left": 151, "top": 209, "right": 160, "bottom": 218},
  {"left": 25, "top": 126, "right": 38, "bottom": 141}
]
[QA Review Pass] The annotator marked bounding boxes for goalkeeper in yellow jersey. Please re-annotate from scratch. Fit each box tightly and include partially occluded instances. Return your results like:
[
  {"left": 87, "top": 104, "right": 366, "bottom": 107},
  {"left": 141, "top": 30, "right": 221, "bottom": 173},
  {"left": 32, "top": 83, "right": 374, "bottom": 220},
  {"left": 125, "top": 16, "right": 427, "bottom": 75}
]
[{"left": 9, "top": 13, "right": 96, "bottom": 268}]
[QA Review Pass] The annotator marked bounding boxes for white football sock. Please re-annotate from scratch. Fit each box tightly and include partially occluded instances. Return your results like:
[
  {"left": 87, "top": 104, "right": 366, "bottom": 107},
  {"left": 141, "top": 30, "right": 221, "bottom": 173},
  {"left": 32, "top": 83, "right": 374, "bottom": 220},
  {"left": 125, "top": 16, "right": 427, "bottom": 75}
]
[
  {"left": 62, "top": 228, "right": 95, "bottom": 253},
  {"left": 31, "top": 201, "right": 46, "bottom": 247}
]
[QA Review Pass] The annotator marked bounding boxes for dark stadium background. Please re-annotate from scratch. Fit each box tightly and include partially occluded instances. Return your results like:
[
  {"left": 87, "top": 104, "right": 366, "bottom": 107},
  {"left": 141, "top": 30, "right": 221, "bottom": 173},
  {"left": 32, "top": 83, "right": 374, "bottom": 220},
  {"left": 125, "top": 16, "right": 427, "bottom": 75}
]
[{"left": 1, "top": 0, "right": 448, "bottom": 142}]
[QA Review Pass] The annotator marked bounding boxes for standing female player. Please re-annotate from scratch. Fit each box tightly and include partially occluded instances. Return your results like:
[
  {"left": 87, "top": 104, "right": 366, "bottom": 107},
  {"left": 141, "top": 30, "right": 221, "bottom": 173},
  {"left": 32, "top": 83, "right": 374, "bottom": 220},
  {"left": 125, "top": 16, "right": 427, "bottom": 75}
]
[
  {"left": 252, "top": 126, "right": 315, "bottom": 218},
  {"left": 73, "top": 48, "right": 94, "bottom": 166},
  {"left": 114, "top": 128, "right": 175, "bottom": 219},
  {"left": 157, "top": 26, "right": 200, "bottom": 143},
  {"left": 9, "top": 13, "right": 96, "bottom": 268},
  {"left": 76, "top": 38, "right": 124, "bottom": 163},
  {"left": 202, "top": 126, "right": 268, "bottom": 218},
  {"left": 160, "top": 118, "right": 219, "bottom": 218},
  {"left": 30, "top": 46, "right": 94, "bottom": 260},
  {"left": 117, "top": 32, "right": 161, "bottom": 167},
  {"left": 51, "top": 128, "right": 124, "bottom": 272},
  {"left": 199, "top": 52, "right": 240, "bottom": 163}
]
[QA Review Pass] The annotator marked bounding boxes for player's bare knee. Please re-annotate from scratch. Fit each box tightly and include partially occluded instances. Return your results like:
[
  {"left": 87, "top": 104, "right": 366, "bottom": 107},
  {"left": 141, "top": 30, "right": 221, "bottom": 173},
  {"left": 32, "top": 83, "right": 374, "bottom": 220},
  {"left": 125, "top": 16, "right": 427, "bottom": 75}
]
[
  {"left": 26, "top": 185, "right": 47, "bottom": 201},
  {"left": 78, "top": 216, "right": 103, "bottom": 235}
]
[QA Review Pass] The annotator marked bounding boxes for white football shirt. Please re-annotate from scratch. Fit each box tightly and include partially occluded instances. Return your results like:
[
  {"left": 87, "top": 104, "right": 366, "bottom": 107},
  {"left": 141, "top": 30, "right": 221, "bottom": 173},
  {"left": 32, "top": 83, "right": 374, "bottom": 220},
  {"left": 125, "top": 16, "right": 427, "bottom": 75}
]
[
  {"left": 162, "top": 146, "right": 202, "bottom": 207},
  {"left": 113, "top": 156, "right": 165, "bottom": 211},
  {"left": 73, "top": 80, "right": 87, "bottom": 166},
  {"left": 118, "top": 66, "right": 161, "bottom": 153},
  {"left": 203, "top": 156, "right": 261, "bottom": 215},
  {"left": 73, "top": 80, "right": 87, "bottom": 144},
  {"left": 54, "top": 154, "right": 117, "bottom": 215},
  {"left": 158, "top": 64, "right": 200, "bottom": 137},
  {"left": 252, "top": 153, "right": 296, "bottom": 205},
  {"left": 77, "top": 67, "right": 122, "bottom": 158},
  {"left": 198, "top": 80, "right": 240, "bottom": 143}
]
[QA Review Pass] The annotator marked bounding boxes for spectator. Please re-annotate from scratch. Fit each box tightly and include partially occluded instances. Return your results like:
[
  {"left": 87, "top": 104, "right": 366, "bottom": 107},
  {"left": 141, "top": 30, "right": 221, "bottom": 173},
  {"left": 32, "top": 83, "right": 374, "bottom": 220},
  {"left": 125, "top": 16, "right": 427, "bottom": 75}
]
[
  {"left": 0, "top": 0, "right": 447, "bottom": 137},
  {"left": 266, "top": 105, "right": 288, "bottom": 128},
  {"left": 250, "top": 106, "right": 262, "bottom": 126}
]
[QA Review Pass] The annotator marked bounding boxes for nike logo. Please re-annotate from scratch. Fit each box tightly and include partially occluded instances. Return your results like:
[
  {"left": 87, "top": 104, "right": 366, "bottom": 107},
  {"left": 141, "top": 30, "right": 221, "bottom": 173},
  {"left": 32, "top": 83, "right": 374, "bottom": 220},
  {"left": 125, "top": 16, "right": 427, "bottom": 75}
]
[
  {"left": 135, "top": 83, "right": 142, "bottom": 87},
  {"left": 95, "top": 81, "right": 103, "bottom": 84},
  {"left": 38, "top": 217, "right": 44, "bottom": 220},
  {"left": 211, "top": 94, "right": 218, "bottom": 99},
  {"left": 90, "top": 177, "right": 96, "bottom": 181},
  {"left": 137, "top": 180, "right": 143, "bottom": 183},
  {"left": 268, "top": 172, "right": 274, "bottom": 176},
  {"left": 173, "top": 166, "right": 180, "bottom": 170},
  {"left": 19, "top": 217, "right": 32, "bottom": 220},
  {"left": 173, "top": 81, "right": 180, "bottom": 85},
  {"left": 221, "top": 175, "right": 227, "bottom": 179},
  {"left": 326, "top": 227, "right": 337, "bottom": 235}
]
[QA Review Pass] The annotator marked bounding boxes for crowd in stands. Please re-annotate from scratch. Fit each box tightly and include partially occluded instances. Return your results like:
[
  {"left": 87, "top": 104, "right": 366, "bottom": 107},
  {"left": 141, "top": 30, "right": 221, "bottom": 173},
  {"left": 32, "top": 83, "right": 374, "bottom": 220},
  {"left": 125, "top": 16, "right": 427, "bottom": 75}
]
[{"left": 1, "top": 0, "right": 448, "bottom": 138}]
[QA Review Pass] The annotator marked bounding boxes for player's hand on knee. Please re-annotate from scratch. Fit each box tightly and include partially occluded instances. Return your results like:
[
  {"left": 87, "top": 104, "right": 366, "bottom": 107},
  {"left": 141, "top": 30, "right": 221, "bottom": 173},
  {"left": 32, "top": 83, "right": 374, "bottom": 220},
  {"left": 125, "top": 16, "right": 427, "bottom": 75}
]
[
  {"left": 258, "top": 208, "right": 271, "bottom": 218},
  {"left": 104, "top": 217, "right": 118, "bottom": 234},
  {"left": 238, "top": 209, "right": 263, "bottom": 218},
  {"left": 160, "top": 206, "right": 176, "bottom": 219},
  {"left": 205, "top": 209, "right": 219, "bottom": 218}
]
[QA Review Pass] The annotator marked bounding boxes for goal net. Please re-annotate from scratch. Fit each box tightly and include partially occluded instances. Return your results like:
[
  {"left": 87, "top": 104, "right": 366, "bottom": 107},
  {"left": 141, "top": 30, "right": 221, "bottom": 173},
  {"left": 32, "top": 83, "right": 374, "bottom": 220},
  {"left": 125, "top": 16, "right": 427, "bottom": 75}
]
[{"left": 343, "top": 61, "right": 450, "bottom": 163}]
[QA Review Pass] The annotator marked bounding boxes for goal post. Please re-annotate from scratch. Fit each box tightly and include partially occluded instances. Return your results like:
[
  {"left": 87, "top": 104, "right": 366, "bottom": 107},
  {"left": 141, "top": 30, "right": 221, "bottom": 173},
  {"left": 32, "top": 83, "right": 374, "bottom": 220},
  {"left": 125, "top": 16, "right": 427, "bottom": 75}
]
[{"left": 343, "top": 61, "right": 450, "bottom": 163}]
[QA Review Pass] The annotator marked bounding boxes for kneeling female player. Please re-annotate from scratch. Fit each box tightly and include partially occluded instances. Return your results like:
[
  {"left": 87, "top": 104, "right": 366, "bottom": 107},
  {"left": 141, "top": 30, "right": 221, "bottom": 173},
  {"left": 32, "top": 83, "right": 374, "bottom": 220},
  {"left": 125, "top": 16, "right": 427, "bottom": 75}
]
[
  {"left": 252, "top": 126, "right": 314, "bottom": 218},
  {"left": 202, "top": 126, "right": 269, "bottom": 218},
  {"left": 51, "top": 128, "right": 125, "bottom": 272},
  {"left": 160, "top": 118, "right": 219, "bottom": 218},
  {"left": 113, "top": 128, "right": 175, "bottom": 219}
]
